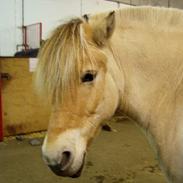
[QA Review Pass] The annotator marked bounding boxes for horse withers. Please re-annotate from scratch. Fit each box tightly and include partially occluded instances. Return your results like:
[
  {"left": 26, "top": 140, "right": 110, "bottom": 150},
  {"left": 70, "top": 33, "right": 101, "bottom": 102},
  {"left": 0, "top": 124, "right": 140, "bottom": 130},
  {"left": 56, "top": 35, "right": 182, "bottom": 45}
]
[{"left": 35, "top": 6, "right": 183, "bottom": 183}]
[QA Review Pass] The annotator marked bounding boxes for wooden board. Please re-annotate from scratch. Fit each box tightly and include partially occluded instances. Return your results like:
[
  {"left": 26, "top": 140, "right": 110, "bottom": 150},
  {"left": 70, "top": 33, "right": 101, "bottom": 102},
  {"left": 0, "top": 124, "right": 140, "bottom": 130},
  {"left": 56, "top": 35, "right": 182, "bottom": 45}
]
[{"left": 0, "top": 58, "right": 50, "bottom": 136}]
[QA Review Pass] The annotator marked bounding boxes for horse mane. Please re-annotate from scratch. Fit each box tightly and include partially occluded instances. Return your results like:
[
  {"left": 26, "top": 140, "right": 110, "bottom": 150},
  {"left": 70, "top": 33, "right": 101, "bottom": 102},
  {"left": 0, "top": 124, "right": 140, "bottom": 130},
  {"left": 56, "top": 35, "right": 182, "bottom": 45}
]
[
  {"left": 35, "top": 6, "right": 183, "bottom": 104},
  {"left": 116, "top": 6, "right": 183, "bottom": 29},
  {"left": 35, "top": 18, "right": 95, "bottom": 104}
]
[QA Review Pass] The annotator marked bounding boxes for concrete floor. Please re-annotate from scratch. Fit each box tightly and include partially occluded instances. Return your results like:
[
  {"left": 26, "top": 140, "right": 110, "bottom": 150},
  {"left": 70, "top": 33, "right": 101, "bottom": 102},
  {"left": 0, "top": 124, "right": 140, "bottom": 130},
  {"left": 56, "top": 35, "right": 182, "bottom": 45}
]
[{"left": 0, "top": 117, "right": 167, "bottom": 183}]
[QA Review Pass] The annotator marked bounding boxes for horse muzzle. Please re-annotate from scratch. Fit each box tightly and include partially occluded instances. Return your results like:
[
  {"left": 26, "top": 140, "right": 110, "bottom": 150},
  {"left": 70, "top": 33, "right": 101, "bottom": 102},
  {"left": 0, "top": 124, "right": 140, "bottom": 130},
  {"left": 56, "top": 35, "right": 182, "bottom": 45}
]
[
  {"left": 47, "top": 152, "right": 86, "bottom": 178},
  {"left": 42, "top": 130, "right": 87, "bottom": 178}
]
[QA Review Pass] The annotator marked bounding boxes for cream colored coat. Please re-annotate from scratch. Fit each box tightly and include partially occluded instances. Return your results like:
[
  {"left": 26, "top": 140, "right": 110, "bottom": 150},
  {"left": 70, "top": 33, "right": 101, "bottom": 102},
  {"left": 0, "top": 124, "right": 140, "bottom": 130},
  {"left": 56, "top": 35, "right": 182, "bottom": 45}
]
[{"left": 36, "top": 6, "right": 183, "bottom": 183}]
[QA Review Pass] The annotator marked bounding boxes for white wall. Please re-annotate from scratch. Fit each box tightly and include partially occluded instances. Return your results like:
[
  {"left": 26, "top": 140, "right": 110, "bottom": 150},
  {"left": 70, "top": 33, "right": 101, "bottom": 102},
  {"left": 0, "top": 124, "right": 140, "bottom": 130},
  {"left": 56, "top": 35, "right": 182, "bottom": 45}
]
[
  {"left": 0, "top": 0, "right": 22, "bottom": 56},
  {"left": 0, "top": 0, "right": 127, "bottom": 56},
  {"left": 82, "top": 0, "right": 118, "bottom": 14},
  {"left": 24, "top": 0, "right": 81, "bottom": 39}
]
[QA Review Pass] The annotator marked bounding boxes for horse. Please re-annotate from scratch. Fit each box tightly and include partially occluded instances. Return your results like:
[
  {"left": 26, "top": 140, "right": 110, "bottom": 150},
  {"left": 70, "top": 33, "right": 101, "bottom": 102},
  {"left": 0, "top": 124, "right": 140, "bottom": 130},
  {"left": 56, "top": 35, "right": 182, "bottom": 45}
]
[{"left": 35, "top": 6, "right": 183, "bottom": 183}]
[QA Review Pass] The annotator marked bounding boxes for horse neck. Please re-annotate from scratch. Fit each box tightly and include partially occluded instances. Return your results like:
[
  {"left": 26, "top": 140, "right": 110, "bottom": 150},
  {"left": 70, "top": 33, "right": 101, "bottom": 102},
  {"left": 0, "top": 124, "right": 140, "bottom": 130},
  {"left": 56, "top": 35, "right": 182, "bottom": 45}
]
[
  {"left": 107, "top": 44, "right": 154, "bottom": 128},
  {"left": 108, "top": 23, "right": 183, "bottom": 130}
]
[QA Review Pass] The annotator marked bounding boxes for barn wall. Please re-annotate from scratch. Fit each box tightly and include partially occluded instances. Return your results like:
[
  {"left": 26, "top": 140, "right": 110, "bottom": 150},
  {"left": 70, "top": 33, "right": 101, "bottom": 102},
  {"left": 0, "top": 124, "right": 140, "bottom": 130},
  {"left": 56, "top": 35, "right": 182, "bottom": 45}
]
[
  {"left": 170, "top": 0, "right": 183, "bottom": 9},
  {"left": 82, "top": 0, "right": 117, "bottom": 14},
  {"left": 131, "top": 0, "right": 169, "bottom": 6},
  {"left": 0, "top": 0, "right": 22, "bottom": 56},
  {"left": 0, "top": 58, "right": 51, "bottom": 136},
  {"left": 110, "top": 0, "right": 183, "bottom": 8},
  {"left": 24, "top": 0, "right": 81, "bottom": 39},
  {"left": 0, "top": 0, "right": 119, "bottom": 57}
]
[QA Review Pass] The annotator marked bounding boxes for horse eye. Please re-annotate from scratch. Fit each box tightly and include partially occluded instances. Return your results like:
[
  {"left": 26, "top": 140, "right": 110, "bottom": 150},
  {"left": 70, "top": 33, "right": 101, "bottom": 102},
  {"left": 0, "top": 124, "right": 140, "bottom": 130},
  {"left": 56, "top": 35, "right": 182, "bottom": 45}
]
[{"left": 81, "top": 72, "right": 96, "bottom": 83}]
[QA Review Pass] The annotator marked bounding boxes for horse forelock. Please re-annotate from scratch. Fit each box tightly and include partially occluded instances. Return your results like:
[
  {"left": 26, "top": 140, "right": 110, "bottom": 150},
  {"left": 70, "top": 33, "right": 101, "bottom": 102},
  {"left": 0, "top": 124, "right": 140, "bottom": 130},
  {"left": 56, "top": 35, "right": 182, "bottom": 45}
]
[{"left": 35, "top": 18, "right": 97, "bottom": 104}]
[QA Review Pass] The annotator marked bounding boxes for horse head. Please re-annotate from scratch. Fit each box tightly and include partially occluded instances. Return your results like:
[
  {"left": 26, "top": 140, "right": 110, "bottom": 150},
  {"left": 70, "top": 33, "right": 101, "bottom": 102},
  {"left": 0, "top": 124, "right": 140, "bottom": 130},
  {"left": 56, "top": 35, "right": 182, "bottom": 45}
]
[{"left": 35, "top": 11, "right": 120, "bottom": 177}]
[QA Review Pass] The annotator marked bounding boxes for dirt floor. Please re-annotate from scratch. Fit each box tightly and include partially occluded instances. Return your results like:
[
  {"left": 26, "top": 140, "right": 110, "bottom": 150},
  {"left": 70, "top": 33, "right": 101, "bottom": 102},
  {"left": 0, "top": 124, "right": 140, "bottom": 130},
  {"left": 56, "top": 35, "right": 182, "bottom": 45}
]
[{"left": 0, "top": 117, "right": 167, "bottom": 183}]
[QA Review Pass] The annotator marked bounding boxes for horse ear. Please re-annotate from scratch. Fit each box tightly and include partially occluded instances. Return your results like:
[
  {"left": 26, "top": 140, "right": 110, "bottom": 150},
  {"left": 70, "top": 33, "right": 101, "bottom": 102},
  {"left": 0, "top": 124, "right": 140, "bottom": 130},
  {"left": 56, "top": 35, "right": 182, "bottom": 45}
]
[
  {"left": 83, "top": 14, "right": 89, "bottom": 23},
  {"left": 92, "top": 11, "right": 115, "bottom": 46},
  {"left": 106, "top": 11, "right": 115, "bottom": 38}
]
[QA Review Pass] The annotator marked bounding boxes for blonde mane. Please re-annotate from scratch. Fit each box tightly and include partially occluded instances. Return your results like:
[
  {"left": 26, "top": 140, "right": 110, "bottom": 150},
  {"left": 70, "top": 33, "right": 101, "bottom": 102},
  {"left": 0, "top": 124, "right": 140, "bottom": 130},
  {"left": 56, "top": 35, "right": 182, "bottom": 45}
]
[{"left": 35, "top": 6, "right": 183, "bottom": 104}]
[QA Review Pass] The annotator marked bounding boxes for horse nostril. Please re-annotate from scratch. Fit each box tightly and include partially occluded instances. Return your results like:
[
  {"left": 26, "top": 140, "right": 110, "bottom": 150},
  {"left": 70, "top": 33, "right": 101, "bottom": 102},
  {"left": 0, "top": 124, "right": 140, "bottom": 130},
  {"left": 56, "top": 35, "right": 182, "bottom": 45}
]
[
  {"left": 48, "top": 151, "right": 72, "bottom": 176},
  {"left": 60, "top": 151, "right": 72, "bottom": 170}
]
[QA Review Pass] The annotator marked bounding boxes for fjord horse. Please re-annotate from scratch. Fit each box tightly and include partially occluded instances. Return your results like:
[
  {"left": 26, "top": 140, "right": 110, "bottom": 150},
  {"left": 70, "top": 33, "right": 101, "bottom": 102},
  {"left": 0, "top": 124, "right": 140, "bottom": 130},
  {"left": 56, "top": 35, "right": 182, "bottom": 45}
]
[{"left": 35, "top": 6, "right": 183, "bottom": 183}]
